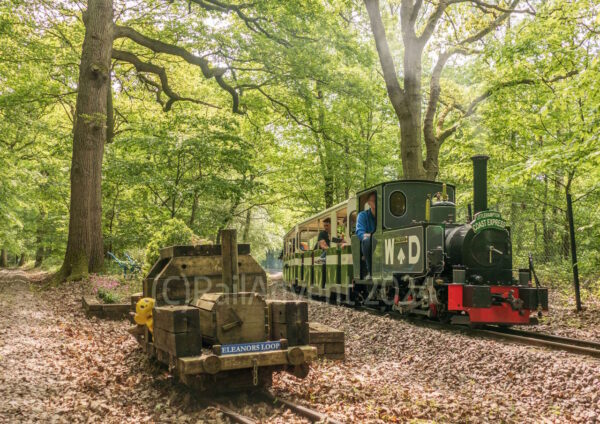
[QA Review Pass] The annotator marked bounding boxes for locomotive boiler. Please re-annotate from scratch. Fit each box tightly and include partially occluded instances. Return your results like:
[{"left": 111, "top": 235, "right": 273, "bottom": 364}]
[{"left": 282, "top": 156, "right": 548, "bottom": 325}]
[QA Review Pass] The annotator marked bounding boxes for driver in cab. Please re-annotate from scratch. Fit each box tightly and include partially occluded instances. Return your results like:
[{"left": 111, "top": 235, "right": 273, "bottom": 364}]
[{"left": 356, "top": 192, "right": 376, "bottom": 279}]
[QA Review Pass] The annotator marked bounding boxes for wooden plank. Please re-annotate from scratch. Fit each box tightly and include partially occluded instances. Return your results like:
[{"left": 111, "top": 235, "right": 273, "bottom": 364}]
[
  {"left": 268, "top": 300, "right": 308, "bottom": 324},
  {"left": 322, "top": 353, "right": 345, "bottom": 360},
  {"left": 145, "top": 276, "right": 223, "bottom": 303},
  {"left": 196, "top": 292, "right": 267, "bottom": 345},
  {"left": 154, "top": 305, "right": 200, "bottom": 333},
  {"left": 178, "top": 369, "right": 273, "bottom": 393},
  {"left": 130, "top": 292, "right": 143, "bottom": 308},
  {"left": 309, "top": 322, "right": 345, "bottom": 343},
  {"left": 101, "top": 303, "right": 131, "bottom": 320},
  {"left": 154, "top": 328, "right": 202, "bottom": 357},
  {"left": 177, "top": 346, "right": 317, "bottom": 375},
  {"left": 268, "top": 300, "right": 309, "bottom": 346},
  {"left": 159, "top": 244, "right": 251, "bottom": 260},
  {"left": 221, "top": 229, "right": 239, "bottom": 293},
  {"left": 324, "top": 342, "right": 345, "bottom": 354},
  {"left": 144, "top": 258, "right": 170, "bottom": 283},
  {"left": 270, "top": 322, "right": 309, "bottom": 346},
  {"left": 155, "top": 347, "right": 173, "bottom": 366}
]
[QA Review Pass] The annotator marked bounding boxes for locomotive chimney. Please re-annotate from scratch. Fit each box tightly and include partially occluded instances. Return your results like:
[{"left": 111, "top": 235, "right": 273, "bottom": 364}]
[{"left": 471, "top": 155, "right": 489, "bottom": 215}]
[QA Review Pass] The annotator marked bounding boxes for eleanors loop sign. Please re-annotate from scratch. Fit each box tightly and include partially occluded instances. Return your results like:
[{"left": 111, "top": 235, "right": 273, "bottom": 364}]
[{"left": 220, "top": 341, "right": 282, "bottom": 355}]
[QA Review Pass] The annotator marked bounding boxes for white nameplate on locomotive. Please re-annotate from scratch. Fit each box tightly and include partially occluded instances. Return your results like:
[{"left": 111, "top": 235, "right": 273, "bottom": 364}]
[{"left": 384, "top": 235, "right": 421, "bottom": 265}]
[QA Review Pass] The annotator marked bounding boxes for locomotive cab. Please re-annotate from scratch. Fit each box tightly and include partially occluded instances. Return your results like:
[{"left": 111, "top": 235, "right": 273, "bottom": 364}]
[
  {"left": 354, "top": 180, "right": 457, "bottom": 231},
  {"left": 351, "top": 180, "right": 457, "bottom": 281}
]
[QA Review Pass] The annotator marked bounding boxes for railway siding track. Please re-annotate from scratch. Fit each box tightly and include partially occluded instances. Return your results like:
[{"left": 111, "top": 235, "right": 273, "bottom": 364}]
[{"left": 208, "top": 390, "right": 343, "bottom": 424}]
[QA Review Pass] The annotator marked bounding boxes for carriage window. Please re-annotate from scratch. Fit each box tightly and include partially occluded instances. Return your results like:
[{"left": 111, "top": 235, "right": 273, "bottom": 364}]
[
  {"left": 349, "top": 211, "right": 357, "bottom": 234},
  {"left": 389, "top": 191, "right": 407, "bottom": 217}
]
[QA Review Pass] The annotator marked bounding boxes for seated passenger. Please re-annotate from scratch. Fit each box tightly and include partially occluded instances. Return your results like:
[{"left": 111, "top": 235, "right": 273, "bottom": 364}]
[
  {"left": 356, "top": 192, "right": 376, "bottom": 279},
  {"left": 313, "top": 218, "right": 331, "bottom": 263}
]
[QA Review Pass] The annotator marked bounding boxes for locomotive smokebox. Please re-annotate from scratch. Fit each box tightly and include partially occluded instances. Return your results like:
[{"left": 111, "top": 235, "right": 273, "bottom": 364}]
[{"left": 471, "top": 155, "right": 489, "bottom": 214}]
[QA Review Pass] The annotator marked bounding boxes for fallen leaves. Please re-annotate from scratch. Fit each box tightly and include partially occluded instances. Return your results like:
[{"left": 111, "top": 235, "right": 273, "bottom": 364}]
[
  {"left": 269, "top": 282, "right": 600, "bottom": 423},
  {"left": 2, "top": 268, "right": 599, "bottom": 424}
]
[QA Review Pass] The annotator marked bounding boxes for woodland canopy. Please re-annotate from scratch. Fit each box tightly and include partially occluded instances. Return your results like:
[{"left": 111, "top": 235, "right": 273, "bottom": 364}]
[{"left": 0, "top": 0, "right": 598, "bottom": 289}]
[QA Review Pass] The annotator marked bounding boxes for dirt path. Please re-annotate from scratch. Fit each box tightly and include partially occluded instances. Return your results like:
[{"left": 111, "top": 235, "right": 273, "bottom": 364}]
[{"left": 0, "top": 270, "right": 228, "bottom": 423}]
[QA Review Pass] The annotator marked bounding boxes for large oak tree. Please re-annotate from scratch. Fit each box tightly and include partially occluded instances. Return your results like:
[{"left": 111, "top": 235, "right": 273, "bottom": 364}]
[
  {"left": 364, "top": 0, "right": 529, "bottom": 180},
  {"left": 58, "top": 0, "right": 244, "bottom": 280}
]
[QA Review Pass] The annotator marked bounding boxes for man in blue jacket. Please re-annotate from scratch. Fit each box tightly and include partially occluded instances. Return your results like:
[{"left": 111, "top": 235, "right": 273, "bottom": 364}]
[{"left": 356, "top": 192, "right": 376, "bottom": 279}]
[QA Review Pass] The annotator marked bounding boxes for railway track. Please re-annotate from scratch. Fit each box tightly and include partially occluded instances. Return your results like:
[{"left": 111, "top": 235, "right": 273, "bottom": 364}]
[
  {"left": 208, "top": 390, "right": 343, "bottom": 424},
  {"left": 359, "top": 303, "right": 600, "bottom": 359},
  {"left": 474, "top": 325, "right": 600, "bottom": 358},
  {"left": 393, "top": 313, "right": 600, "bottom": 359},
  {"left": 280, "top": 279, "right": 600, "bottom": 360}
]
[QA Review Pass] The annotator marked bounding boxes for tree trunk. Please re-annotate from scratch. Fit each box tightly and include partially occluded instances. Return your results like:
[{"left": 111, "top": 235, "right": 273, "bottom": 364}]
[
  {"left": 189, "top": 191, "right": 199, "bottom": 227},
  {"left": 401, "top": 46, "right": 428, "bottom": 180},
  {"left": 35, "top": 209, "right": 46, "bottom": 268},
  {"left": 0, "top": 249, "right": 7, "bottom": 268},
  {"left": 323, "top": 172, "right": 334, "bottom": 208},
  {"left": 189, "top": 162, "right": 203, "bottom": 228},
  {"left": 242, "top": 207, "right": 252, "bottom": 242},
  {"left": 542, "top": 175, "right": 551, "bottom": 256},
  {"left": 35, "top": 247, "right": 44, "bottom": 268},
  {"left": 364, "top": 0, "right": 428, "bottom": 180},
  {"left": 18, "top": 253, "right": 26, "bottom": 267},
  {"left": 58, "top": 0, "right": 113, "bottom": 281}
]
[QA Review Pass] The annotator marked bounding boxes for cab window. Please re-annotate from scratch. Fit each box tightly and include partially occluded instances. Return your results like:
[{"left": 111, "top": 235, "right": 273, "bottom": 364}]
[{"left": 389, "top": 191, "right": 407, "bottom": 217}]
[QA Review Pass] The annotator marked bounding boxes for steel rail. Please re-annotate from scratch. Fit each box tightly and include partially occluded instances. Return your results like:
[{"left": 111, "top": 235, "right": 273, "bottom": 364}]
[
  {"left": 209, "top": 401, "right": 257, "bottom": 424},
  {"left": 207, "top": 390, "right": 342, "bottom": 424},
  {"left": 474, "top": 326, "right": 600, "bottom": 358},
  {"left": 355, "top": 302, "right": 600, "bottom": 360},
  {"left": 258, "top": 390, "right": 344, "bottom": 424},
  {"left": 481, "top": 326, "right": 600, "bottom": 350}
]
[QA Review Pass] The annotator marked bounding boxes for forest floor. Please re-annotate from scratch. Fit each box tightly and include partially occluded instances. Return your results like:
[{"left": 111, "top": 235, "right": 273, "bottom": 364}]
[
  {"left": 268, "top": 281, "right": 600, "bottom": 423},
  {"left": 0, "top": 269, "right": 298, "bottom": 424},
  {"left": 1, "top": 268, "right": 599, "bottom": 423}
]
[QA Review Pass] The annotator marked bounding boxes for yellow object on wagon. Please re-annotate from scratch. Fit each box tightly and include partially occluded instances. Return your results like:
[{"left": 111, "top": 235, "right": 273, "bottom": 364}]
[{"left": 134, "top": 297, "right": 155, "bottom": 333}]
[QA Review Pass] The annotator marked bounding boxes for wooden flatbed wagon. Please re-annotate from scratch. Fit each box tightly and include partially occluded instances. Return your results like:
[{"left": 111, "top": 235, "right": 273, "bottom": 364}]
[{"left": 131, "top": 230, "right": 317, "bottom": 393}]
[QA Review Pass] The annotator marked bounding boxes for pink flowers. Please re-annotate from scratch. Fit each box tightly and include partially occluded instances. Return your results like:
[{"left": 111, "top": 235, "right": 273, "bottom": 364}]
[{"left": 90, "top": 274, "right": 120, "bottom": 295}]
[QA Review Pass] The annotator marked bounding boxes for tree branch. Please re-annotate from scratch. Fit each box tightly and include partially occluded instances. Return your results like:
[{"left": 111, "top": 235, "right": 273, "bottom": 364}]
[
  {"left": 363, "top": 0, "right": 407, "bottom": 119},
  {"left": 423, "top": 48, "right": 469, "bottom": 148},
  {"left": 409, "top": 0, "right": 423, "bottom": 24},
  {"left": 435, "top": 70, "right": 578, "bottom": 143},
  {"left": 112, "top": 49, "right": 221, "bottom": 111},
  {"left": 458, "top": 0, "right": 520, "bottom": 46},
  {"left": 417, "top": 0, "right": 455, "bottom": 46},
  {"left": 469, "top": 0, "right": 534, "bottom": 15},
  {"left": 188, "top": 0, "right": 292, "bottom": 47},
  {"left": 113, "top": 25, "right": 240, "bottom": 113}
]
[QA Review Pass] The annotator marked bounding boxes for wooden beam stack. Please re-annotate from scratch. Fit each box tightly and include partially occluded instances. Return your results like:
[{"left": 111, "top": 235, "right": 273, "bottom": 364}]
[
  {"left": 267, "top": 300, "right": 309, "bottom": 346},
  {"left": 308, "top": 322, "right": 345, "bottom": 360},
  {"left": 153, "top": 305, "right": 202, "bottom": 358}
]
